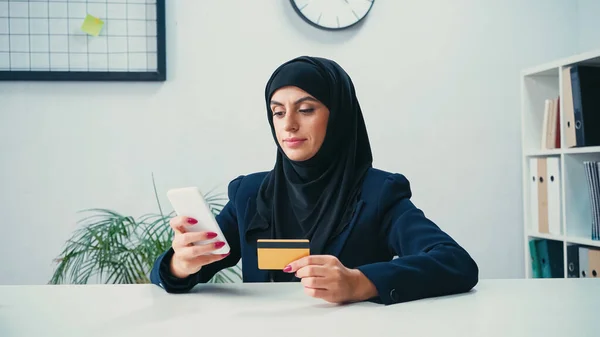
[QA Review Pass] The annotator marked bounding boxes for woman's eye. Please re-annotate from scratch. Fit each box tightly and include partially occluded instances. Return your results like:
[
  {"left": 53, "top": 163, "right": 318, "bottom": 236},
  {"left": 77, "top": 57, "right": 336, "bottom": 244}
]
[
  {"left": 273, "top": 111, "right": 284, "bottom": 116},
  {"left": 299, "top": 108, "right": 314, "bottom": 114}
]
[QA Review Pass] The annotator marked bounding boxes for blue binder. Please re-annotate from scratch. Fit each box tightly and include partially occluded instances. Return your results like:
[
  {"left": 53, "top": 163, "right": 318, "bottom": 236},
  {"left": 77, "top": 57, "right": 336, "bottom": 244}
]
[
  {"left": 535, "top": 239, "right": 564, "bottom": 278},
  {"left": 570, "top": 65, "right": 600, "bottom": 147},
  {"left": 529, "top": 239, "right": 542, "bottom": 278}
]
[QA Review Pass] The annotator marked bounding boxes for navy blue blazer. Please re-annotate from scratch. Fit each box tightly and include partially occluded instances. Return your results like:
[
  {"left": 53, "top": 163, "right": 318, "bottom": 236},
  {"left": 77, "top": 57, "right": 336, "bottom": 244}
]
[{"left": 150, "top": 168, "right": 479, "bottom": 305}]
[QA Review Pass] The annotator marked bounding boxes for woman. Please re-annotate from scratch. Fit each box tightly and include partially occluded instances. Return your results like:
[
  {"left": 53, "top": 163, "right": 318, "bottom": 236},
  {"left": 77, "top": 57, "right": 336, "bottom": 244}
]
[{"left": 150, "top": 56, "right": 478, "bottom": 305}]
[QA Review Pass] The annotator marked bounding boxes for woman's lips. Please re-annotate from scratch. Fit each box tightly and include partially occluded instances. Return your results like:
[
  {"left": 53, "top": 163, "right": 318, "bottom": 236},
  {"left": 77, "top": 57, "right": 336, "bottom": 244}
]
[{"left": 284, "top": 138, "right": 306, "bottom": 148}]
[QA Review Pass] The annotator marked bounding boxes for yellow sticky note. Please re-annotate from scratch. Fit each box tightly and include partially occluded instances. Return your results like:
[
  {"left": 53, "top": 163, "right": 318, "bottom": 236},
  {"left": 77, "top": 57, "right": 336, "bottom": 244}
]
[{"left": 81, "top": 14, "right": 104, "bottom": 36}]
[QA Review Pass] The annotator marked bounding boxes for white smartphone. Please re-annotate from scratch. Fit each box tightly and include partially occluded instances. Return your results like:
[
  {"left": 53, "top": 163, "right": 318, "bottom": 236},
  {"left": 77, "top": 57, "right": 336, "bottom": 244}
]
[{"left": 166, "top": 187, "right": 230, "bottom": 255}]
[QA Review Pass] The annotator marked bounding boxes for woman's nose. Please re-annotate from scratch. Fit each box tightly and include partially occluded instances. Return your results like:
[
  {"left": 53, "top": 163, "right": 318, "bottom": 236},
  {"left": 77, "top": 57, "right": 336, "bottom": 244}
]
[{"left": 284, "top": 115, "right": 298, "bottom": 131}]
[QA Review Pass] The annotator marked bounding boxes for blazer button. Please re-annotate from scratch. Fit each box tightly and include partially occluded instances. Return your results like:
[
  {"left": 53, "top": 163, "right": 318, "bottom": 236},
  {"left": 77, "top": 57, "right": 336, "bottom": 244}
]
[{"left": 389, "top": 289, "right": 399, "bottom": 302}]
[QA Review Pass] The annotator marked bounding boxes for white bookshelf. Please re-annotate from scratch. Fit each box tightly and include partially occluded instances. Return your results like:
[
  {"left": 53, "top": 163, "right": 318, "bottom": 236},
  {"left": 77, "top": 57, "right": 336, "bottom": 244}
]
[{"left": 521, "top": 49, "right": 600, "bottom": 279}]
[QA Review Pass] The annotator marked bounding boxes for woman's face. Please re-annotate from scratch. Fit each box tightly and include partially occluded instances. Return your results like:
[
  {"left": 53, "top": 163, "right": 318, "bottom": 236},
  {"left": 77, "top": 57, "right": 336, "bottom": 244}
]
[{"left": 270, "top": 86, "right": 330, "bottom": 162}]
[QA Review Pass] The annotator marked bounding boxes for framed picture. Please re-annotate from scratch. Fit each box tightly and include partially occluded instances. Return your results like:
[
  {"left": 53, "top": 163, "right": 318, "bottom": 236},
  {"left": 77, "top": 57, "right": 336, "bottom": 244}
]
[{"left": 0, "top": 0, "right": 166, "bottom": 81}]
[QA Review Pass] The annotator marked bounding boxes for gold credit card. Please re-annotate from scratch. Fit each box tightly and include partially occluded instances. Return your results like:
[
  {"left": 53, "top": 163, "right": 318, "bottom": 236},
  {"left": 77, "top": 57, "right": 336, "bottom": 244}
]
[{"left": 257, "top": 239, "right": 310, "bottom": 270}]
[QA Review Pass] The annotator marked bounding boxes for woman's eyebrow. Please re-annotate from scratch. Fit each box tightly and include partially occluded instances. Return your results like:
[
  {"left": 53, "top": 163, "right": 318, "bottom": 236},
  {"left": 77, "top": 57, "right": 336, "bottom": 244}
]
[
  {"left": 270, "top": 96, "right": 318, "bottom": 106},
  {"left": 294, "top": 96, "right": 318, "bottom": 104}
]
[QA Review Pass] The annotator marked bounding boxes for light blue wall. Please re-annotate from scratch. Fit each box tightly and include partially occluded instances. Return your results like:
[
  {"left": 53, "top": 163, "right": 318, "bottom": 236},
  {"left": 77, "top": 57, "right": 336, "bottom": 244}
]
[
  {"left": 0, "top": 1, "right": 582, "bottom": 285},
  {"left": 578, "top": 0, "right": 600, "bottom": 52}
]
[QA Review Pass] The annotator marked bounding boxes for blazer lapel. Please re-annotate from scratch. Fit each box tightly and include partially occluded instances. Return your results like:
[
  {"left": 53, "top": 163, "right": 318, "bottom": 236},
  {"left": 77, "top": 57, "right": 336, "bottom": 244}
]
[
  {"left": 242, "top": 198, "right": 271, "bottom": 282},
  {"left": 325, "top": 200, "right": 365, "bottom": 257},
  {"left": 243, "top": 197, "right": 271, "bottom": 242}
]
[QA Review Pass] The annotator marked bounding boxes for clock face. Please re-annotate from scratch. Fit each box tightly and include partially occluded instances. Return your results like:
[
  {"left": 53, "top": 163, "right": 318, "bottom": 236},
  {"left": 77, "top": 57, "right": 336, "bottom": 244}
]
[{"left": 290, "top": 0, "right": 375, "bottom": 30}]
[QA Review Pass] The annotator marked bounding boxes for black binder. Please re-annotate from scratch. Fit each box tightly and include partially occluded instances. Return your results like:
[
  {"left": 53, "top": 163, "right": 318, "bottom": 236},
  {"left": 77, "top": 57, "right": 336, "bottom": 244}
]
[
  {"left": 570, "top": 65, "right": 600, "bottom": 147},
  {"left": 567, "top": 244, "right": 580, "bottom": 278}
]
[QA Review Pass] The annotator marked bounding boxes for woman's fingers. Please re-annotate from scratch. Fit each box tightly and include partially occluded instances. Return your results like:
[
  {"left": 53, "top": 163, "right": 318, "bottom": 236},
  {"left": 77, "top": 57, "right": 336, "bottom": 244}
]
[
  {"left": 300, "top": 276, "right": 328, "bottom": 290},
  {"left": 297, "top": 266, "right": 329, "bottom": 291},
  {"left": 172, "top": 251, "right": 229, "bottom": 277},
  {"left": 169, "top": 216, "right": 198, "bottom": 234},
  {"left": 304, "top": 287, "right": 328, "bottom": 299},
  {"left": 187, "top": 252, "right": 229, "bottom": 267},
  {"left": 176, "top": 241, "right": 227, "bottom": 260},
  {"left": 200, "top": 252, "right": 230, "bottom": 265},
  {"left": 294, "top": 265, "right": 328, "bottom": 278},
  {"left": 168, "top": 216, "right": 229, "bottom": 278},
  {"left": 173, "top": 231, "right": 218, "bottom": 248}
]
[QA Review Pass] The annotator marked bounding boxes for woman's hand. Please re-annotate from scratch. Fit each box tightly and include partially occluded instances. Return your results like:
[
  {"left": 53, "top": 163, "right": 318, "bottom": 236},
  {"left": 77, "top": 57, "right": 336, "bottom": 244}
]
[
  {"left": 168, "top": 216, "right": 229, "bottom": 279},
  {"left": 284, "top": 255, "right": 378, "bottom": 304}
]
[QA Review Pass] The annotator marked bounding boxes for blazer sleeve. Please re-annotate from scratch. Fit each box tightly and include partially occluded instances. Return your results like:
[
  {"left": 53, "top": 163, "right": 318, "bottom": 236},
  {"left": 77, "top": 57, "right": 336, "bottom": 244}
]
[
  {"left": 149, "top": 176, "right": 244, "bottom": 293},
  {"left": 355, "top": 173, "right": 479, "bottom": 305}
]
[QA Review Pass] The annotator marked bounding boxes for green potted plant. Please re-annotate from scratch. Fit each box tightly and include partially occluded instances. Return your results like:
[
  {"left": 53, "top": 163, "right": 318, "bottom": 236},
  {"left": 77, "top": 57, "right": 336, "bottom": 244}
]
[{"left": 49, "top": 174, "right": 242, "bottom": 285}]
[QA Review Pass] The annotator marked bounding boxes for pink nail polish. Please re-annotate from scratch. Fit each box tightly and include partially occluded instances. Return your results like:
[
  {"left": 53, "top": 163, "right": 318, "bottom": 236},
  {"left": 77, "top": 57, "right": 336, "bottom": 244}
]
[
  {"left": 283, "top": 265, "right": 292, "bottom": 273},
  {"left": 206, "top": 232, "right": 217, "bottom": 239},
  {"left": 214, "top": 241, "right": 225, "bottom": 248},
  {"left": 187, "top": 218, "right": 197, "bottom": 224}
]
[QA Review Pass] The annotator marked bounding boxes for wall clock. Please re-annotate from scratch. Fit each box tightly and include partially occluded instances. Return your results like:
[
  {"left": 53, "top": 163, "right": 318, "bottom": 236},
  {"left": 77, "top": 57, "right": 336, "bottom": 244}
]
[{"left": 290, "top": 0, "right": 375, "bottom": 31}]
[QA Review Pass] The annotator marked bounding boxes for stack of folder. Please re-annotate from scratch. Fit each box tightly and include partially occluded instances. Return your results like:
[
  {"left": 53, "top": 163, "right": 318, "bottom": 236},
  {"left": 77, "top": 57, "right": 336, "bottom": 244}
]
[
  {"left": 584, "top": 161, "right": 600, "bottom": 240},
  {"left": 540, "top": 97, "right": 560, "bottom": 150},
  {"left": 561, "top": 65, "right": 600, "bottom": 148},
  {"left": 566, "top": 245, "right": 600, "bottom": 278},
  {"left": 529, "top": 157, "right": 561, "bottom": 235},
  {"left": 529, "top": 239, "right": 563, "bottom": 278}
]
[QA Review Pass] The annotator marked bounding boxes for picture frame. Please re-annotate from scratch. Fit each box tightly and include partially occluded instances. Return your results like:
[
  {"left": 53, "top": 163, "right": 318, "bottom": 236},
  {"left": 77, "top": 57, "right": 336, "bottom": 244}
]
[{"left": 0, "top": 0, "right": 166, "bottom": 81}]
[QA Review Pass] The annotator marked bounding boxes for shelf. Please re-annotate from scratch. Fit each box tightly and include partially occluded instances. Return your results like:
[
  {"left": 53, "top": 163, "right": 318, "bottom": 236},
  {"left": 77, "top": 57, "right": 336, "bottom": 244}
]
[
  {"left": 565, "top": 236, "right": 600, "bottom": 248},
  {"left": 527, "top": 232, "right": 564, "bottom": 242},
  {"left": 527, "top": 232, "right": 600, "bottom": 248},
  {"left": 524, "top": 149, "right": 562, "bottom": 157},
  {"left": 522, "top": 49, "right": 600, "bottom": 77},
  {"left": 524, "top": 146, "right": 600, "bottom": 157},
  {"left": 563, "top": 146, "right": 600, "bottom": 154},
  {"left": 521, "top": 49, "right": 600, "bottom": 280}
]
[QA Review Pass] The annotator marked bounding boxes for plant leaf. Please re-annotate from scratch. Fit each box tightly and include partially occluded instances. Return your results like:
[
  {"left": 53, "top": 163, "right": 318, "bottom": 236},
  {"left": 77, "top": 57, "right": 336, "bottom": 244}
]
[{"left": 49, "top": 175, "right": 240, "bottom": 285}]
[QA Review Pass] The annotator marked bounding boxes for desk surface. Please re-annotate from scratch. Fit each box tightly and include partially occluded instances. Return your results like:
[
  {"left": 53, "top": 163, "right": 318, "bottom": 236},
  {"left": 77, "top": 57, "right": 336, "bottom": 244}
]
[{"left": 0, "top": 279, "right": 598, "bottom": 337}]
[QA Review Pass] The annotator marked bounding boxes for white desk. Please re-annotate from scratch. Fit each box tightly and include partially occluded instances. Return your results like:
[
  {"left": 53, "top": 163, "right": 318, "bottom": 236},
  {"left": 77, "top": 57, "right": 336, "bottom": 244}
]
[{"left": 0, "top": 279, "right": 598, "bottom": 337}]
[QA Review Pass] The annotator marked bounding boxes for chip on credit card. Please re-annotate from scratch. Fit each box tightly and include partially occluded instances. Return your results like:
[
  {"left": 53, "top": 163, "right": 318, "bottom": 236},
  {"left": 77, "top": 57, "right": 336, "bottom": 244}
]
[{"left": 257, "top": 239, "right": 310, "bottom": 270}]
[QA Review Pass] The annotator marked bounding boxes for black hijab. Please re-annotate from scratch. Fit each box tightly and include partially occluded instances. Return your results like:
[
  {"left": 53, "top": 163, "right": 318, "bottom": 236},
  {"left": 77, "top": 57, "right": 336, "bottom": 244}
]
[{"left": 256, "top": 56, "right": 373, "bottom": 256}]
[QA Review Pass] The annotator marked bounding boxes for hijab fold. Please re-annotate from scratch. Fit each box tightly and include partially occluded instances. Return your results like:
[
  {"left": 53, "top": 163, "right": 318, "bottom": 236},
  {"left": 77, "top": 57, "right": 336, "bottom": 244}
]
[{"left": 256, "top": 56, "right": 373, "bottom": 256}]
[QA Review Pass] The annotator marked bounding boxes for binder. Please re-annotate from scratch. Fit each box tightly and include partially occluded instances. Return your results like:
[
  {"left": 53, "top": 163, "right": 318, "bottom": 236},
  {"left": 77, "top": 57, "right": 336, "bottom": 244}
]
[
  {"left": 594, "top": 162, "right": 600, "bottom": 241},
  {"left": 540, "top": 98, "right": 559, "bottom": 150},
  {"left": 567, "top": 244, "right": 580, "bottom": 278},
  {"left": 529, "top": 239, "right": 542, "bottom": 278},
  {"left": 541, "top": 100, "right": 550, "bottom": 149},
  {"left": 537, "top": 158, "right": 549, "bottom": 234},
  {"left": 545, "top": 98, "right": 559, "bottom": 149},
  {"left": 584, "top": 161, "right": 600, "bottom": 240},
  {"left": 535, "top": 239, "right": 563, "bottom": 278},
  {"left": 597, "top": 163, "right": 600, "bottom": 240},
  {"left": 562, "top": 66, "right": 577, "bottom": 148},
  {"left": 579, "top": 246, "right": 590, "bottom": 277},
  {"left": 529, "top": 158, "right": 539, "bottom": 232},
  {"left": 589, "top": 248, "right": 600, "bottom": 278},
  {"left": 546, "top": 157, "right": 561, "bottom": 235},
  {"left": 570, "top": 65, "right": 600, "bottom": 147},
  {"left": 553, "top": 97, "right": 560, "bottom": 149}
]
